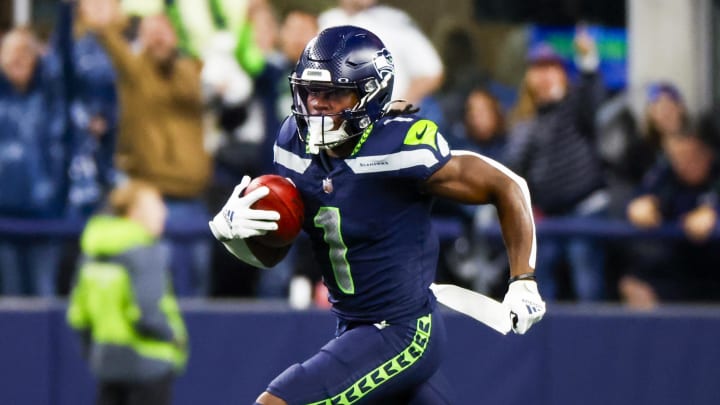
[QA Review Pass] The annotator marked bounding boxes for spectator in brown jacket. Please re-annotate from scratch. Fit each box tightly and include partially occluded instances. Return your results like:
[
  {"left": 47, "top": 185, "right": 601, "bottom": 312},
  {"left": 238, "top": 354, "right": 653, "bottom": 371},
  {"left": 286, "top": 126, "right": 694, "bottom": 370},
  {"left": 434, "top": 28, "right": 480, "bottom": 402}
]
[{"left": 78, "top": 0, "right": 212, "bottom": 296}]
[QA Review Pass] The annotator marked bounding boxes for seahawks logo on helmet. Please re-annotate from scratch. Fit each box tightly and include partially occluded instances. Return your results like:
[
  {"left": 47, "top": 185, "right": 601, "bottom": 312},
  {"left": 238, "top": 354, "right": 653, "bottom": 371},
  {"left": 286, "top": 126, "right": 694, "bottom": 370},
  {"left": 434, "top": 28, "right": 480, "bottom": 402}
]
[{"left": 373, "top": 48, "right": 394, "bottom": 80}]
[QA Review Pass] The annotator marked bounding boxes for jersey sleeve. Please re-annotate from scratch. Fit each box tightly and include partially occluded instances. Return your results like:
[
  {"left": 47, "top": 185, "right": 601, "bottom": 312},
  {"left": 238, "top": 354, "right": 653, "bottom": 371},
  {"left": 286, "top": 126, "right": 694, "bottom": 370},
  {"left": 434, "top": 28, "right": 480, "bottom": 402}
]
[
  {"left": 273, "top": 116, "right": 311, "bottom": 175},
  {"left": 274, "top": 115, "right": 297, "bottom": 147},
  {"left": 369, "top": 117, "right": 452, "bottom": 181}
]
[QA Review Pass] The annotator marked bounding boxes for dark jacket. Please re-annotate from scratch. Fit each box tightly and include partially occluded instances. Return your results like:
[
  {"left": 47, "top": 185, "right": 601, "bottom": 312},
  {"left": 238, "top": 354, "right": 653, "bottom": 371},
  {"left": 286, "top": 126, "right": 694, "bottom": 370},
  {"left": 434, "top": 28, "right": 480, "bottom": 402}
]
[
  {"left": 505, "top": 73, "right": 607, "bottom": 215},
  {"left": 638, "top": 157, "right": 720, "bottom": 219},
  {"left": 66, "top": 24, "right": 120, "bottom": 214},
  {"left": 0, "top": 4, "right": 72, "bottom": 217}
]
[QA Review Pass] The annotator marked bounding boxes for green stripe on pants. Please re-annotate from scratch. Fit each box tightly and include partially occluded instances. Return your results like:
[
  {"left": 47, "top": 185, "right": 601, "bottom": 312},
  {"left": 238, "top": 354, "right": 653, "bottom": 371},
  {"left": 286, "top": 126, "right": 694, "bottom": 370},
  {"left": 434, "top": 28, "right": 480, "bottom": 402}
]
[{"left": 306, "top": 314, "right": 432, "bottom": 405}]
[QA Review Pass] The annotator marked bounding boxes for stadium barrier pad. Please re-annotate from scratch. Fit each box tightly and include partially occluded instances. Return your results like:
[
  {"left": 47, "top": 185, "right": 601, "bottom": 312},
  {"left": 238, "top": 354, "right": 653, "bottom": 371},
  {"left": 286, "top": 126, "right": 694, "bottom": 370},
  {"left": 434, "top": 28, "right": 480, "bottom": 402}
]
[
  {"left": 2, "top": 217, "right": 719, "bottom": 404},
  {"left": 1, "top": 300, "right": 719, "bottom": 405}
]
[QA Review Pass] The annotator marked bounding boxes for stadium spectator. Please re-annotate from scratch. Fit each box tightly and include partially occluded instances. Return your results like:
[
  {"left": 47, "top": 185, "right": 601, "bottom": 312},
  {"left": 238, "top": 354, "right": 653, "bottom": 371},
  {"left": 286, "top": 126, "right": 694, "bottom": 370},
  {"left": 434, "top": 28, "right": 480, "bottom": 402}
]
[
  {"left": 67, "top": 179, "right": 187, "bottom": 405},
  {"left": 621, "top": 131, "right": 720, "bottom": 308},
  {"left": 318, "top": 0, "right": 444, "bottom": 107},
  {"left": 595, "top": 82, "right": 689, "bottom": 216},
  {"left": 643, "top": 82, "right": 688, "bottom": 153},
  {"left": 504, "top": 30, "right": 608, "bottom": 302},
  {"left": 507, "top": 78, "right": 536, "bottom": 132},
  {"left": 612, "top": 82, "right": 687, "bottom": 177},
  {"left": 595, "top": 81, "right": 690, "bottom": 219},
  {"left": 165, "top": 0, "right": 269, "bottom": 78},
  {"left": 0, "top": 4, "right": 73, "bottom": 296},
  {"left": 187, "top": 0, "right": 269, "bottom": 165},
  {"left": 272, "top": 10, "right": 319, "bottom": 120},
  {"left": 66, "top": 1, "right": 120, "bottom": 218},
  {"left": 201, "top": 0, "right": 279, "bottom": 184},
  {"left": 209, "top": 25, "right": 544, "bottom": 404},
  {"left": 79, "top": 0, "right": 212, "bottom": 297},
  {"left": 449, "top": 88, "right": 508, "bottom": 161}
]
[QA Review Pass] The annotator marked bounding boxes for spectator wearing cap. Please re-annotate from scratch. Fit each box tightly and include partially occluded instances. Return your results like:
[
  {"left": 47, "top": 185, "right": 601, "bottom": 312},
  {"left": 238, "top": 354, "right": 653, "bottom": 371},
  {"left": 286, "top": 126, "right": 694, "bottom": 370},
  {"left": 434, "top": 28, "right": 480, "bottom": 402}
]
[
  {"left": 508, "top": 43, "right": 567, "bottom": 130},
  {"left": 643, "top": 82, "right": 688, "bottom": 152},
  {"left": 600, "top": 81, "right": 690, "bottom": 202},
  {"left": 605, "top": 81, "right": 689, "bottom": 204},
  {"left": 504, "top": 29, "right": 608, "bottom": 302},
  {"left": 591, "top": 81, "right": 694, "bottom": 301}
]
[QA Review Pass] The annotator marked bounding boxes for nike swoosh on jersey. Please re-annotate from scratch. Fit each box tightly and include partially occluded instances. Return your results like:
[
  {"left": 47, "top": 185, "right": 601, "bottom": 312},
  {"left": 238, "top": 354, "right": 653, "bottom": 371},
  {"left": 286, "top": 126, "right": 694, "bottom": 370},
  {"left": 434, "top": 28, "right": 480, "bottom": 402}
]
[
  {"left": 404, "top": 119, "right": 439, "bottom": 150},
  {"left": 415, "top": 124, "right": 428, "bottom": 140}
]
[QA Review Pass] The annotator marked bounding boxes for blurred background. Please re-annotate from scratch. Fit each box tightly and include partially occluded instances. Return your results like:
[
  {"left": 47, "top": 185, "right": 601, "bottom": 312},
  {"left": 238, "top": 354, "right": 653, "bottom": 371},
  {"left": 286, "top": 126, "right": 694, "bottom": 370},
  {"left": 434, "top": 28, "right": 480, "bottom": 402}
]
[{"left": 2, "top": 0, "right": 720, "bottom": 404}]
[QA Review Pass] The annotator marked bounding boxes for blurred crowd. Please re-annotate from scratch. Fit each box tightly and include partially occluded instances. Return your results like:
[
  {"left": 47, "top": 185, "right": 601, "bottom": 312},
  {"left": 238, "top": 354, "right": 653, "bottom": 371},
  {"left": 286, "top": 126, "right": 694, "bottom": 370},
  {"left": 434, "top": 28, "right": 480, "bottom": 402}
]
[{"left": 2, "top": 0, "right": 720, "bottom": 310}]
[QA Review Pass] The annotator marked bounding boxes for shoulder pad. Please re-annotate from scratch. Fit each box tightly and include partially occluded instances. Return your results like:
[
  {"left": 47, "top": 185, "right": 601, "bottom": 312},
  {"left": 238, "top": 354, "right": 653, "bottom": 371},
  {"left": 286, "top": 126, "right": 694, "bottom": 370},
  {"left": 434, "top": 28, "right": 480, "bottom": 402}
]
[
  {"left": 379, "top": 116, "right": 447, "bottom": 152},
  {"left": 276, "top": 116, "right": 298, "bottom": 147},
  {"left": 401, "top": 118, "right": 442, "bottom": 151}
]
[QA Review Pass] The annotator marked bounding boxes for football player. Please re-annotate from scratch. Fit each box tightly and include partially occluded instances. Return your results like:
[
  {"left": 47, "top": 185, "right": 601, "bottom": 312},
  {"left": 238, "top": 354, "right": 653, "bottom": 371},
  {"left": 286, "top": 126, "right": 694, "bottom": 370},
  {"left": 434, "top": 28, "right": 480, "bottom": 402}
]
[{"left": 210, "top": 25, "right": 545, "bottom": 405}]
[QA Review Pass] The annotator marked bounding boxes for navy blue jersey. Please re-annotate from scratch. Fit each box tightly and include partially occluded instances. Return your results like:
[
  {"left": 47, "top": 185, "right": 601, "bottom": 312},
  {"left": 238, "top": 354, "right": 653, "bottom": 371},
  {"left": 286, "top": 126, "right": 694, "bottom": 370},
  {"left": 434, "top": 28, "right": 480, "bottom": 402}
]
[{"left": 274, "top": 115, "right": 452, "bottom": 323}]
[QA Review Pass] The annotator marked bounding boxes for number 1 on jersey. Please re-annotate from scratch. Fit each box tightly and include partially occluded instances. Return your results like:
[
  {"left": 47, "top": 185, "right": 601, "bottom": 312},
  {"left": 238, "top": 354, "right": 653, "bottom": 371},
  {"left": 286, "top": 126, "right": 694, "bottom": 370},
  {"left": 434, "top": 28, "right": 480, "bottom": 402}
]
[{"left": 314, "top": 207, "right": 355, "bottom": 294}]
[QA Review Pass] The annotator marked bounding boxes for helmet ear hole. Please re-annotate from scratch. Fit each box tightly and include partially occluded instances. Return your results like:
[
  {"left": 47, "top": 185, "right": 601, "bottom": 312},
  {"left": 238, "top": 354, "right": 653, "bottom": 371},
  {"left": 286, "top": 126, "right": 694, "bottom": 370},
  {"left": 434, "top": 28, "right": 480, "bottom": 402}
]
[{"left": 364, "top": 80, "right": 378, "bottom": 93}]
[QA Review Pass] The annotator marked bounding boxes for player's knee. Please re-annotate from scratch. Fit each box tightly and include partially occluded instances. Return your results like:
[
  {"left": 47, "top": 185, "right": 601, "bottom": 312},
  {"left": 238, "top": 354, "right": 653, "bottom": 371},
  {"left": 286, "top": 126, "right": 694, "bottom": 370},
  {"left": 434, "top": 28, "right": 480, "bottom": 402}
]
[
  {"left": 255, "top": 391, "right": 287, "bottom": 405},
  {"left": 259, "top": 363, "right": 308, "bottom": 404}
]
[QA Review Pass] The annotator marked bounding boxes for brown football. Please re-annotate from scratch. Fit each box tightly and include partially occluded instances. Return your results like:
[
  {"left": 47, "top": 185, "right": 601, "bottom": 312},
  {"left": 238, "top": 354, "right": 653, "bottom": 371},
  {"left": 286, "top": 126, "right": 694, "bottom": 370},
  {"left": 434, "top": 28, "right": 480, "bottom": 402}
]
[{"left": 243, "top": 175, "right": 304, "bottom": 247}]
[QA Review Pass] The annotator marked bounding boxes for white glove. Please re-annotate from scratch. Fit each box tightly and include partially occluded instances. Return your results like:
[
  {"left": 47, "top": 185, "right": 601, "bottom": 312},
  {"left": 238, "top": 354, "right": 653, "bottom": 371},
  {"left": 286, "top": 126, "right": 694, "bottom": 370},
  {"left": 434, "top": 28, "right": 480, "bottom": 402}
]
[
  {"left": 208, "top": 176, "right": 280, "bottom": 241},
  {"left": 502, "top": 279, "right": 546, "bottom": 335}
]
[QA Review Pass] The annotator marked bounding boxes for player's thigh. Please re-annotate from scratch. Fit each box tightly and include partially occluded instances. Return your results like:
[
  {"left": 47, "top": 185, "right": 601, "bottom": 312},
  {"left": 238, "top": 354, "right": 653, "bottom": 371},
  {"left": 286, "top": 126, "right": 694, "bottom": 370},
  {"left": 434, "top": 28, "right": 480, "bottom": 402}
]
[{"left": 267, "top": 311, "right": 446, "bottom": 404}]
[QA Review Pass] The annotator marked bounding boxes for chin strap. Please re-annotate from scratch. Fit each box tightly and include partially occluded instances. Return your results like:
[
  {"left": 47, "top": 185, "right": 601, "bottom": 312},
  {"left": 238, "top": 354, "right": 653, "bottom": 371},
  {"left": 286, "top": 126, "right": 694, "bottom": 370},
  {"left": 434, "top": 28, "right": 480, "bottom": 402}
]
[{"left": 307, "top": 116, "right": 351, "bottom": 154}]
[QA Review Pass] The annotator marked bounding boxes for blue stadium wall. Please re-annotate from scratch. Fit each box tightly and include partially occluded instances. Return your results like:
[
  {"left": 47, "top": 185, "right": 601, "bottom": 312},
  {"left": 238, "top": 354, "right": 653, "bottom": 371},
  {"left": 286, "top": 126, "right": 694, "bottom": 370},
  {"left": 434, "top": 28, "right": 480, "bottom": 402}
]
[{"left": 1, "top": 301, "right": 719, "bottom": 405}]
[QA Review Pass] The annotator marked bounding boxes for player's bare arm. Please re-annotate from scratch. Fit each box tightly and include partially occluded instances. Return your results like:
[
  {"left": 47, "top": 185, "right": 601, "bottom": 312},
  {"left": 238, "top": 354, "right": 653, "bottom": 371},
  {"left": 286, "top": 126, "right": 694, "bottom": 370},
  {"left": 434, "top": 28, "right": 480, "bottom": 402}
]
[
  {"left": 424, "top": 152, "right": 536, "bottom": 277},
  {"left": 425, "top": 151, "right": 545, "bottom": 334}
]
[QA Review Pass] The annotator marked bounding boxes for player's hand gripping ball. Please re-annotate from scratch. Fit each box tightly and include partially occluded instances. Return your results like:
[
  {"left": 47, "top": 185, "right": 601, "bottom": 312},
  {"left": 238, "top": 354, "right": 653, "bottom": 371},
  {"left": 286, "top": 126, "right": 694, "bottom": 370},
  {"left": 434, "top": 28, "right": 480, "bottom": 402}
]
[{"left": 243, "top": 175, "right": 304, "bottom": 247}]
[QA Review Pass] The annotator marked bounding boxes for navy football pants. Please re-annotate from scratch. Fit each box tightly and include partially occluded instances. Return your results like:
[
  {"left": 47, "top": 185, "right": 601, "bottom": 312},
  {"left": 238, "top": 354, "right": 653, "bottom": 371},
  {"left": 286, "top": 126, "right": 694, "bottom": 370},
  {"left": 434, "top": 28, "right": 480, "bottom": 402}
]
[{"left": 266, "top": 309, "right": 454, "bottom": 404}]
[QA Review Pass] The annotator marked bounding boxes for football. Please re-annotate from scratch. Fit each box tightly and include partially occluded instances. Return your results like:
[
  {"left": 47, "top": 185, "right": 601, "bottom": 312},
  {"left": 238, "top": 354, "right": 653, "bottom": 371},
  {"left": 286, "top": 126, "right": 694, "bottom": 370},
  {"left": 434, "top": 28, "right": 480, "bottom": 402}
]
[{"left": 244, "top": 174, "right": 305, "bottom": 247}]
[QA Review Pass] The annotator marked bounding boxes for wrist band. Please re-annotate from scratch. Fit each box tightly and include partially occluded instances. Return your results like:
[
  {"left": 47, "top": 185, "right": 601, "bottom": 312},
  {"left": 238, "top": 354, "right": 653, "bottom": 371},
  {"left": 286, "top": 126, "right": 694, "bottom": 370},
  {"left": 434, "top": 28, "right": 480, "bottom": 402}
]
[{"left": 508, "top": 272, "right": 536, "bottom": 284}]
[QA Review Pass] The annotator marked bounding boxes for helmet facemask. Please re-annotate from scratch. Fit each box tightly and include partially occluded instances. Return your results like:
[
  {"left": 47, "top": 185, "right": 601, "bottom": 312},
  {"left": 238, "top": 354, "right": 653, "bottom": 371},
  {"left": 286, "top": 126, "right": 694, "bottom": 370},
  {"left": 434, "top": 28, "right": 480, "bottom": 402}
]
[
  {"left": 290, "top": 71, "right": 392, "bottom": 154},
  {"left": 291, "top": 79, "right": 358, "bottom": 154}
]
